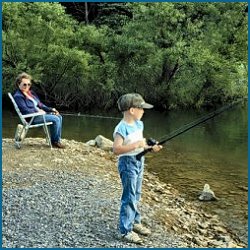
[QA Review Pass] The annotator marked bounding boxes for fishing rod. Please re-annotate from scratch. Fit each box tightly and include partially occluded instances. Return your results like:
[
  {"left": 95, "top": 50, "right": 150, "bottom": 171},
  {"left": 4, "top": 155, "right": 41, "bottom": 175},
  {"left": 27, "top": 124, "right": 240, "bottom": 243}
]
[
  {"left": 61, "top": 112, "right": 121, "bottom": 120},
  {"left": 136, "top": 98, "right": 245, "bottom": 161}
]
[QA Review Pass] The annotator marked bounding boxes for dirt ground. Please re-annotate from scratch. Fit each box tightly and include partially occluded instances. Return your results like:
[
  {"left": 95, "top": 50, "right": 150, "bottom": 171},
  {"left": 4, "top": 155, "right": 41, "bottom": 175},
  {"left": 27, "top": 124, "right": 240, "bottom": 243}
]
[{"left": 2, "top": 138, "right": 246, "bottom": 248}]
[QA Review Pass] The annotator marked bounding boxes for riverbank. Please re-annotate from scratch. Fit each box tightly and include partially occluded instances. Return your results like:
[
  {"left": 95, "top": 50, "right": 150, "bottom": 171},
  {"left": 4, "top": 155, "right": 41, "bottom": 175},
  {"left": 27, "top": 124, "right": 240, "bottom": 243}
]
[{"left": 2, "top": 138, "right": 246, "bottom": 248}]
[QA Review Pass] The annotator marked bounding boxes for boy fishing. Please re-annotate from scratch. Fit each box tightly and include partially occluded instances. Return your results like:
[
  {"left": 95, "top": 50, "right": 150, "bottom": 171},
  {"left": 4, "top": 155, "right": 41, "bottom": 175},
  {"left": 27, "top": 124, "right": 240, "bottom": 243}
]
[{"left": 113, "top": 93, "right": 162, "bottom": 244}]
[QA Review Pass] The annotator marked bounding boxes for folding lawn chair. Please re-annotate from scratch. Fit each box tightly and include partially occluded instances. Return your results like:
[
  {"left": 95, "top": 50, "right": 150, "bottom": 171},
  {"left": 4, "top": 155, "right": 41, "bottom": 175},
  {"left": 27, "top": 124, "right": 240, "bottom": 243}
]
[{"left": 8, "top": 92, "right": 53, "bottom": 149}]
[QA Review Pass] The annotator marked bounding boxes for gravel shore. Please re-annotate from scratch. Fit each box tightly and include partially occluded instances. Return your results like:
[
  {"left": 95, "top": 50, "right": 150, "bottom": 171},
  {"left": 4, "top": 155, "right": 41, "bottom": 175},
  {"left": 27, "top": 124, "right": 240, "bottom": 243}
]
[{"left": 2, "top": 138, "right": 246, "bottom": 248}]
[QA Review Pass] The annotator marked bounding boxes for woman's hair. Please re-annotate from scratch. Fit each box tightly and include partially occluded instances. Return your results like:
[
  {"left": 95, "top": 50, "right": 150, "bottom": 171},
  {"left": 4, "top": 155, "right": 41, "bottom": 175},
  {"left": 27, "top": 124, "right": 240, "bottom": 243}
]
[{"left": 15, "top": 72, "right": 32, "bottom": 87}]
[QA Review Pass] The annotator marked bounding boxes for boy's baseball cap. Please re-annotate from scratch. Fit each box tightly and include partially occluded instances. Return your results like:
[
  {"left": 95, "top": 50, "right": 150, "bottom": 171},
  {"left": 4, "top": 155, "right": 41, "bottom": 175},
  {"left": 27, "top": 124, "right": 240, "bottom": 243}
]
[{"left": 117, "top": 93, "right": 154, "bottom": 112}]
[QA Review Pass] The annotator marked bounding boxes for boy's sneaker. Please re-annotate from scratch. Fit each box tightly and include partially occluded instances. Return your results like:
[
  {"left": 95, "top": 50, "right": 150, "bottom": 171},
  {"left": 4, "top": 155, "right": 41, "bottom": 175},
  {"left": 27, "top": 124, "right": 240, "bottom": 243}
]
[
  {"left": 133, "top": 223, "right": 151, "bottom": 236},
  {"left": 121, "top": 231, "right": 143, "bottom": 244}
]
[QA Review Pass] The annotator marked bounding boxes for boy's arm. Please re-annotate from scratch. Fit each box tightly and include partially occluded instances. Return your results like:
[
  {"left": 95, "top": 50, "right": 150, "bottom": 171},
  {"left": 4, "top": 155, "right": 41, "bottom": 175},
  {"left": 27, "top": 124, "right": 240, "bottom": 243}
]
[{"left": 113, "top": 133, "right": 146, "bottom": 155}]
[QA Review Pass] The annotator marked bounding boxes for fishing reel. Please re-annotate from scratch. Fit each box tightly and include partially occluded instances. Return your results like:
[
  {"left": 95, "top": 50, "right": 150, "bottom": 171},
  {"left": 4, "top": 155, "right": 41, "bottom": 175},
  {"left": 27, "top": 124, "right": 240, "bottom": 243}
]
[
  {"left": 136, "top": 137, "right": 158, "bottom": 160},
  {"left": 147, "top": 137, "right": 158, "bottom": 146}
]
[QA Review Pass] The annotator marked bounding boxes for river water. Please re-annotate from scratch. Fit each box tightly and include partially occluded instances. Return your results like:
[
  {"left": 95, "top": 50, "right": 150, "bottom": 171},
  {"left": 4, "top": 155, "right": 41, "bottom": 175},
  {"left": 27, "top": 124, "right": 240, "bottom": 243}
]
[{"left": 2, "top": 103, "right": 248, "bottom": 243}]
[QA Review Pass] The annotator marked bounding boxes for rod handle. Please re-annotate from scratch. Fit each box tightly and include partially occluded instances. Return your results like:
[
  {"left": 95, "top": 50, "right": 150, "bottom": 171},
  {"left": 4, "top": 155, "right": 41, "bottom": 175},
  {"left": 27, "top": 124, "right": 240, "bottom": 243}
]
[{"left": 136, "top": 148, "right": 152, "bottom": 161}]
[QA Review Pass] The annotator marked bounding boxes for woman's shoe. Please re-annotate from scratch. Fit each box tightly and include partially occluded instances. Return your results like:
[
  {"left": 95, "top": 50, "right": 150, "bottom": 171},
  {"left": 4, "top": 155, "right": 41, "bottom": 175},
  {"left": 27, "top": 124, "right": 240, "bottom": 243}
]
[{"left": 52, "top": 142, "right": 66, "bottom": 149}]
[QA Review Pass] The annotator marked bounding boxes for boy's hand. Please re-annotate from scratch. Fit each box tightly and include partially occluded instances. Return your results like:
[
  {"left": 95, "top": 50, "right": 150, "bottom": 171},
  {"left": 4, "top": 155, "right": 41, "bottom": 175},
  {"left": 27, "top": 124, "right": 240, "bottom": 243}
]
[{"left": 152, "top": 144, "right": 163, "bottom": 152}]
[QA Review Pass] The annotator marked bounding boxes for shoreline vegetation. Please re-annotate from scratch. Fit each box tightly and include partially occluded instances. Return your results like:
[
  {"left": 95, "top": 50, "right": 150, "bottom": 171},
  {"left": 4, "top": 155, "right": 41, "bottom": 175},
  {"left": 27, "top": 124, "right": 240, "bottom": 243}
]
[
  {"left": 2, "top": 138, "right": 246, "bottom": 248},
  {"left": 3, "top": 2, "right": 248, "bottom": 111}
]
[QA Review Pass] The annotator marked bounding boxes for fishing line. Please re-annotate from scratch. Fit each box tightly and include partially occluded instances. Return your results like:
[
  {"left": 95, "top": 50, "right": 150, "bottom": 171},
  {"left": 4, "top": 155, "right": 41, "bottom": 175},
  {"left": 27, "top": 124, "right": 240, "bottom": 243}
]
[{"left": 61, "top": 112, "right": 121, "bottom": 120}]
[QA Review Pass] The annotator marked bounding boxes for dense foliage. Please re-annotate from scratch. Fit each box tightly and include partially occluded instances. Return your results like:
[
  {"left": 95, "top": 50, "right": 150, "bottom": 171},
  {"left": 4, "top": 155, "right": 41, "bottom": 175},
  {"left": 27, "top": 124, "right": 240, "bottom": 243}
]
[{"left": 2, "top": 2, "right": 248, "bottom": 110}]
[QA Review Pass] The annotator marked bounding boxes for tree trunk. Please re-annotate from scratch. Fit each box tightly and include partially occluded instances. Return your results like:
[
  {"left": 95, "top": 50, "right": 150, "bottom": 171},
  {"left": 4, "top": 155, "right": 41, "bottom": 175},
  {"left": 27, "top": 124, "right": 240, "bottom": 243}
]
[{"left": 85, "top": 2, "right": 89, "bottom": 24}]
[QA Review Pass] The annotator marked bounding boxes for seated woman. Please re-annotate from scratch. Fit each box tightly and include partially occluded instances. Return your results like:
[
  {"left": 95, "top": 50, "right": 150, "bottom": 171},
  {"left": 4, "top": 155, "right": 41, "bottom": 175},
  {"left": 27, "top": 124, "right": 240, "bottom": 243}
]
[{"left": 13, "top": 72, "right": 65, "bottom": 149}]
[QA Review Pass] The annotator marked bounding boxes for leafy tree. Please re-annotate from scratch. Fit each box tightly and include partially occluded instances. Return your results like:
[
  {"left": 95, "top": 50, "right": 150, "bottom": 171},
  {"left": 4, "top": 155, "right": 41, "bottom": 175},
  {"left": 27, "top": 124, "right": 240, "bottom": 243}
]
[
  {"left": 61, "top": 2, "right": 133, "bottom": 30},
  {"left": 107, "top": 2, "right": 248, "bottom": 109},
  {"left": 2, "top": 2, "right": 247, "bottom": 111},
  {"left": 2, "top": 2, "right": 115, "bottom": 109}
]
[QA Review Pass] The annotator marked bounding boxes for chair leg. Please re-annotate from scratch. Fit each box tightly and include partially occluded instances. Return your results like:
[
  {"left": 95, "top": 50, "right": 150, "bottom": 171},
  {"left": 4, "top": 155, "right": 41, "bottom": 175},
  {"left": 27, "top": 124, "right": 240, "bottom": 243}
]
[
  {"left": 14, "top": 140, "right": 21, "bottom": 149},
  {"left": 43, "top": 124, "right": 52, "bottom": 149}
]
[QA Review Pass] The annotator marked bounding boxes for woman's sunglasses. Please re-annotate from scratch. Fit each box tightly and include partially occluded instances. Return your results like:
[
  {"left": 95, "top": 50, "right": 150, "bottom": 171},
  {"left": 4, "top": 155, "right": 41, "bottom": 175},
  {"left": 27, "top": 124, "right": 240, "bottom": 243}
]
[{"left": 21, "top": 83, "right": 31, "bottom": 87}]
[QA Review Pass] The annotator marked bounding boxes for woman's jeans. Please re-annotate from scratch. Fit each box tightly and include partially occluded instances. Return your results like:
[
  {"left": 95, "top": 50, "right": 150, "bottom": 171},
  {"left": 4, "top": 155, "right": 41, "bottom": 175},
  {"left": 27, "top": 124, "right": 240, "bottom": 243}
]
[
  {"left": 118, "top": 155, "right": 145, "bottom": 235},
  {"left": 32, "top": 114, "right": 62, "bottom": 144}
]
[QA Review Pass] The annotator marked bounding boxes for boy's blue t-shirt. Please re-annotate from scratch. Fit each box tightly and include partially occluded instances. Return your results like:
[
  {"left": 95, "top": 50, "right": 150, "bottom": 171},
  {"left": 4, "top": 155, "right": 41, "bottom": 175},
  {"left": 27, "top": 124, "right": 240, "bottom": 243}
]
[{"left": 113, "top": 120, "right": 144, "bottom": 156}]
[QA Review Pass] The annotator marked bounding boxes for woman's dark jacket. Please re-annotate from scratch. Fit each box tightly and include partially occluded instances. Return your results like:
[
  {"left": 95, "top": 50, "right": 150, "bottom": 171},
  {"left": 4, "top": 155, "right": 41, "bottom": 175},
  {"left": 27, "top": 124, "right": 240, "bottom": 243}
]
[{"left": 13, "top": 89, "right": 53, "bottom": 115}]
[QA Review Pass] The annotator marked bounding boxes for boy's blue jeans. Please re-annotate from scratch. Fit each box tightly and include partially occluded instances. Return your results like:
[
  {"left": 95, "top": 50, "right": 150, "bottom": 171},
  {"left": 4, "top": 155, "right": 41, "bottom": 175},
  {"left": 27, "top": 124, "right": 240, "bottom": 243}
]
[
  {"left": 118, "top": 155, "right": 145, "bottom": 235},
  {"left": 32, "top": 114, "right": 63, "bottom": 144}
]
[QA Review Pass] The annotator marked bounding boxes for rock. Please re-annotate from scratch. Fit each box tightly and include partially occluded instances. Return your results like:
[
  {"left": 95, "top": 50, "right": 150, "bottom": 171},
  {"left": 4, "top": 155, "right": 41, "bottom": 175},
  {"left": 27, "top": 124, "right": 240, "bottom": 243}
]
[
  {"left": 95, "top": 135, "right": 113, "bottom": 151},
  {"left": 229, "top": 191, "right": 238, "bottom": 195},
  {"left": 198, "top": 221, "right": 209, "bottom": 229},
  {"left": 172, "top": 225, "right": 178, "bottom": 232},
  {"left": 216, "top": 235, "right": 231, "bottom": 242},
  {"left": 185, "top": 233, "right": 193, "bottom": 240},
  {"left": 193, "top": 236, "right": 208, "bottom": 247},
  {"left": 208, "top": 239, "right": 225, "bottom": 247},
  {"left": 226, "top": 242, "right": 244, "bottom": 248},
  {"left": 152, "top": 196, "right": 160, "bottom": 202},
  {"left": 203, "top": 212, "right": 213, "bottom": 218},
  {"left": 198, "top": 184, "right": 218, "bottom": 201},
  {"left": 86, "top": 140, "right": 96, "bottom": 147},
  {"left": 213, "top": 225, "right": 228, "bottom": 234},
  {"left": 238, "top": 186, "right": 248, "bottom": 192}
]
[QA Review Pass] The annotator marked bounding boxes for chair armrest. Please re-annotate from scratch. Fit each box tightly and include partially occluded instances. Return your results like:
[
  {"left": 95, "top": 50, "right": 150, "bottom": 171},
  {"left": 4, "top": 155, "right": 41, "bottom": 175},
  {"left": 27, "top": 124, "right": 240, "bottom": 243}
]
[{"left": 22, "top": 112, "right": 45, "bottom": 118}]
